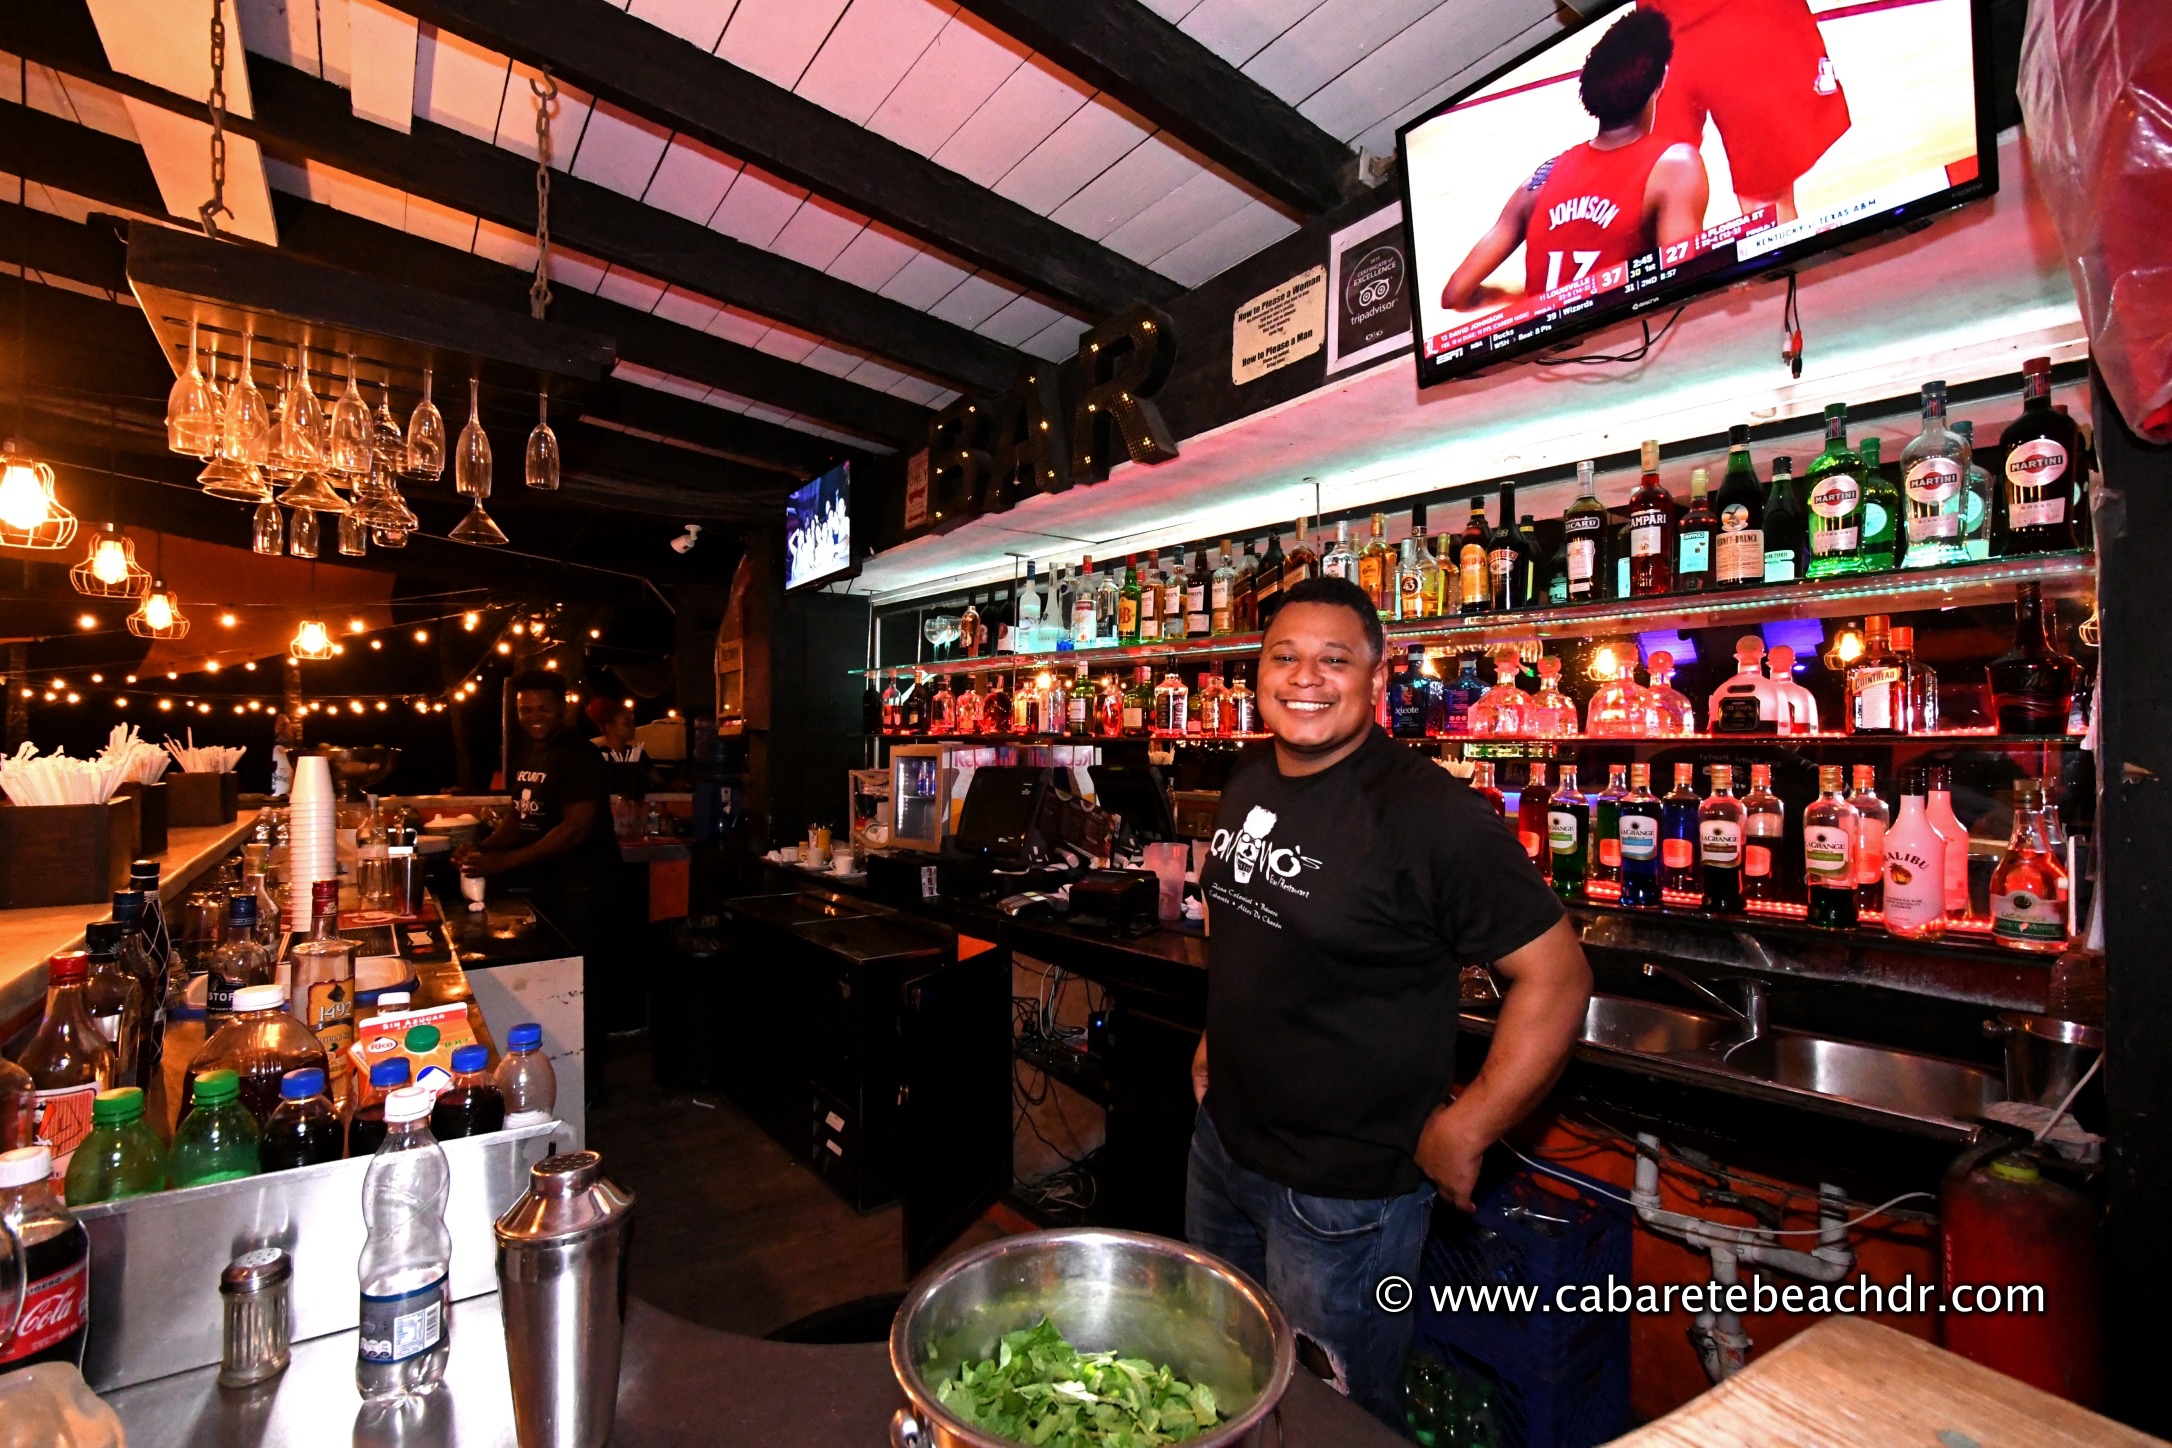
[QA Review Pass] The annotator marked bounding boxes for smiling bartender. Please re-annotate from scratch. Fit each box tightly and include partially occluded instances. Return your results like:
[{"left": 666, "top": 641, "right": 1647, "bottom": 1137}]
[
  {"left": 1189, "top": 576, "right": 1591, "bottom": 1428},
  {"left": 460, "top": 670, "right": 622, "bottom": 1102}
]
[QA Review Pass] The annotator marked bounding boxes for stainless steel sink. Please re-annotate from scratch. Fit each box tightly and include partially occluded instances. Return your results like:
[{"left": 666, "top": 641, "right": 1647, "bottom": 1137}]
[
  {"left": 1700, "top": 1032, "right": 2002, "bottom": 1125},
  {"left": 1579, "top": 995, "right": 1740, "bottom": 1056}
]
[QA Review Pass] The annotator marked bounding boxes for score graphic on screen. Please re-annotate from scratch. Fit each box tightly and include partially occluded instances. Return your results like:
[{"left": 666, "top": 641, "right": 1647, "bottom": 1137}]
[
  {"left": 1399, "top": 0, "right": 1993, "bottom": 385},
  {"left": 785, "top": 463, "right": 853, "bottom": 591}
]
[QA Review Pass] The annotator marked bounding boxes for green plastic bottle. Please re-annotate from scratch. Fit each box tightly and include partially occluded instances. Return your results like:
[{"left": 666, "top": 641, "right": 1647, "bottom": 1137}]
[
  {"left": 168, "top": 1068, "right": 261, "bottom": 1188},
  {"left": 64, "top": 1086, "right": 167, "bottom": 1204}
]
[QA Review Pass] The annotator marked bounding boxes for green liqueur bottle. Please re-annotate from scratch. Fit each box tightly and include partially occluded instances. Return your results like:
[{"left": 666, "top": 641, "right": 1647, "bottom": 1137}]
[
  {"left": 1804, "top": 403, "right": 1866, "bottom": 578},
  {"left": 1713, "top": 425, "right": 1765, "bottom": 588},
  {"left": 1856, "top": 435, "right": 1900, "bottom": 574}
]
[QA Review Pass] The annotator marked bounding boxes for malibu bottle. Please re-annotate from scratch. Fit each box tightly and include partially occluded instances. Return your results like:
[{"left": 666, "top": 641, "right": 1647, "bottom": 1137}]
[
  {"left": 1713, "top": 426, "right": 1764, "bottom": 588},
  {"left": 1804, "top": 404, "right": 1866, "bottom": 577}
]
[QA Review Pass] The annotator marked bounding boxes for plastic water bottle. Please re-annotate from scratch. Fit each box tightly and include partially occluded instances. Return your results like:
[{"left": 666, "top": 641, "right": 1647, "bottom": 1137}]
[
  {"left": 493, "top": 1023, "right": 556, "bottom": 1129},
  {"left": 356, "top": 1086, "right": 451, "bottom": 1400}
]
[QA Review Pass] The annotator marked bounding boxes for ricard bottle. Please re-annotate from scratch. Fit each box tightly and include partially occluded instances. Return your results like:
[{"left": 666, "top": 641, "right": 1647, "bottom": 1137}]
[{"left": 1562, "top": 461, "right": 1608, "bottom": 601}]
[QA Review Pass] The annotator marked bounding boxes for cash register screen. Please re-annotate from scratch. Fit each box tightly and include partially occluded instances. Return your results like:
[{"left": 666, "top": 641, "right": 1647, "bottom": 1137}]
[{"left": 953, "top": 767, "right": 1048, "bottom": 858}]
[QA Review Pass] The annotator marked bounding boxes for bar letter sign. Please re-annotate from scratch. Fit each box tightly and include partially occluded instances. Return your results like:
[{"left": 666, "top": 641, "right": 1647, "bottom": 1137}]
[{"left": 1232, "top": 267, "right": 1326, "bottom": 385}]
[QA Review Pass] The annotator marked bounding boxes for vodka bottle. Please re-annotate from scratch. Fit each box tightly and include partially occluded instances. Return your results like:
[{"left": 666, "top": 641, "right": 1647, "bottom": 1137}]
[
  {"left": 1016, "top": 562, "right": 1044, "bottom": 652},
  {"left": 1764, "top": 646, "right": 1820, "bottom": 734},
  {"left": 1698, "top": 765, "right": 1746, "bottom": 914}
]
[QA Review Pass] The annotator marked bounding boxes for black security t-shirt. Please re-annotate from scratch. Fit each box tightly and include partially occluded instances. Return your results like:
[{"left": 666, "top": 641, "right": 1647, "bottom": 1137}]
[
  {"left": 505, "top": 732, "right": 619, "bottom": 886},
  {"left": 1200, "top": 728, "right": 1564, "bottom": 1198}
]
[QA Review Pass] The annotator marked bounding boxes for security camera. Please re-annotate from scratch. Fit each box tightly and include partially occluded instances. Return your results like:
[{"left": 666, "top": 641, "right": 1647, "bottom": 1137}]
[{"left": 670, "top": 524, "right": 702, "bottom": 555}]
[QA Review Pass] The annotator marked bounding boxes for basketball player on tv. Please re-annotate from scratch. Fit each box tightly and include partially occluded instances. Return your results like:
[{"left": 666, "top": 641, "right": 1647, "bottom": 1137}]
[
  {"left": 1440, "top": 9, "right": 1708, "bottom": 313},
  {"left": 1644, "top": 0, "right": 1851, "bottom": 224}
]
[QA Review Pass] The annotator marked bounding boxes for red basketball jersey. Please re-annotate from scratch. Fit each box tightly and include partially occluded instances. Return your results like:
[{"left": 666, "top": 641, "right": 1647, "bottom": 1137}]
[{"left": 1522, "top": 130, "right": 1673, "bottom": 298}]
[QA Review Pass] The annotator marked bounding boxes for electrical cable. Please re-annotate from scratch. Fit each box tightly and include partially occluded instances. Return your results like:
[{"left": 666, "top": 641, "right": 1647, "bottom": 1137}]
[
  {"left": 1503, "top": 1140, "right": 1937, "bottom": 1238},
  {"left": 1534, "top": 306, "right": 1687, "bottom": 368}
]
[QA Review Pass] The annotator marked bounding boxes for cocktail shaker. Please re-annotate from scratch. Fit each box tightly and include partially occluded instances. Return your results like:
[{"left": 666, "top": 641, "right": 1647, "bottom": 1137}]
[{"left": 494, "top": 1151, "right": 635, "bottom": 1448}]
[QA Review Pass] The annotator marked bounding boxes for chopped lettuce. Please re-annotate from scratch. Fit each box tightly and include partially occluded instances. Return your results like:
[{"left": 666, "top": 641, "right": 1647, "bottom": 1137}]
[{"left": 933, "top": 1318, "right": 1225, "bottom": 1447}]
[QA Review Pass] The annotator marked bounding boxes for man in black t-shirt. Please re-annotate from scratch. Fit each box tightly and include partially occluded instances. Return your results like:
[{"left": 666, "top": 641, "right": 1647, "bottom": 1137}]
[
  {"left": 461, "top": 670, "right": 621, "bottom": 1100},
  {"left": 1190, "top": 576, "right": 1590, "bottom": 1428}
]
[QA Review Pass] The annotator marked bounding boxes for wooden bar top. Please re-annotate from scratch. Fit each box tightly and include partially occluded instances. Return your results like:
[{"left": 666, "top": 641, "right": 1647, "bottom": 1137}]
[
  {"left": 1613, "top": 1318, "right": 2156, "bottom": 1447},
  {"left": 0, "top": 812, "right": 258, "bottom": 1041}
]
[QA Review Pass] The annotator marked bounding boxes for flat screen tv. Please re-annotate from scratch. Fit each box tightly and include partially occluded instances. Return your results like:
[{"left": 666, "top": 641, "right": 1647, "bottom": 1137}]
[
  {"left": 1398, "top": 0, "right": 1998, "bottom": 387},
  {"left": 785, "top": 462, "right": 853, "bottom": 590}
]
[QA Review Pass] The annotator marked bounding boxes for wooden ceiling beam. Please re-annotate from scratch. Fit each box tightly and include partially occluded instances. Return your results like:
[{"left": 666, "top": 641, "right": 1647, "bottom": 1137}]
[
  {"left": 369, "top": 0, "right": 1183, "bottom": 316},
  {"left": 949, "top": 0, "right": 1357, "bottom": 216}
]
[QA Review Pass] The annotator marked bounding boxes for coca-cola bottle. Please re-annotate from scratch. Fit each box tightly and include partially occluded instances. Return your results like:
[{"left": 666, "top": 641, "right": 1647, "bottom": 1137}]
[
  {"left": 17, "top": 954, "right": 119, "bottom": 1183},
  {"left": 0, "top": 1145, "right": 90, "bottom": 1375}
]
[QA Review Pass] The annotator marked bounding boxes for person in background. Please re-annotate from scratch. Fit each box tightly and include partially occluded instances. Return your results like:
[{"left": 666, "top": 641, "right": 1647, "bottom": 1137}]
[
  {"left": 1189, "top": 575, "right": 1591, "bottom": 1428},
  {"left": 588, "top": 697, "right": 646, "bottom": 763},
  {"left": 459, "top": 670, "right": 621, "bottom": 1104}
]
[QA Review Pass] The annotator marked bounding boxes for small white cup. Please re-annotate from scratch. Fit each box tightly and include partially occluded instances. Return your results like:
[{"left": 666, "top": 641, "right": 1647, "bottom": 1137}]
[
  {"left": 460, "top": 873, "right": 487, "bottom": 911},
  {"left": 831, "top": 848, "right": 856, "bottom": 876}
]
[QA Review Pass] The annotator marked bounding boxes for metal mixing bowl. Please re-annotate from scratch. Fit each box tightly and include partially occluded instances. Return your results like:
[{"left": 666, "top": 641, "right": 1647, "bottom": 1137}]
[{"left": 889, "top": 1229, "right": 1294, "bottom": 1448}]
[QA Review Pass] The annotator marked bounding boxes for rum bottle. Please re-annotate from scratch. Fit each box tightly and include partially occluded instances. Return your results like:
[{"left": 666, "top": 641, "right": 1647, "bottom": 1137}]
[
  {"left": 1995, "top": 357, "right": 2083, "bottom": 554},
  {"left": 1850, "top": 764, "right": 1889, "bottom": 914},
  {"left": 1561, "top": 460, "right": 1608, "bottom": 602},
  {"left": 1804, "top": 405, "right": 1866, "bottom": 577},
  {"left": 1698, "top": 765, "right": 1746, "bottom": 914},
  {"left": 1762, "top": 456, "right": 1807, "bottom": 583},
  {"left": 1618, "top": 764, "right": 1663, "bottom": 908},
  {"left": 1455, "top": 498, "right": 1490, "bottom": 615},
  {"left": 1804, "top": 765, "right": 1860, "bottom": 929},
  {"left": 1881, "top": 770, "right": 1947, "bottom": 938},
  {"left": 1626, "top": 440, "right": 1677, "bottom": 596},
  {"left": 1518, "top": 764, "right": 1553, "bottom": 880},
  {"left": 1743, "top": 764, "right": 1786, "bottom": 904},
  {"left": 1660, "top": 762, "right": 1700, "bottom": 894},
  {"left": 1548, "top": 766, "right": 1587, "bottom": 900},
  {"left": 1986, "top": 582, "right": 2079, "bottom": 732},
  {"left": 1989, "top": 784, "right": 2070, "bottom": 952},
  {"left": 1357, "top": 513, "right": 1393, "bottom": 615},
  {"left": 1675, "top": 467, "right": 1716, "bottom": 592},
  {"left": 1713, "top": 426, "right": 1764, "bottom": 588},
  {"left": 1900, "top": 381, "right": 1967, "bottom": 569},
  {"left": 1857, "top": 435, "right": 1901, "bottom": 573}
]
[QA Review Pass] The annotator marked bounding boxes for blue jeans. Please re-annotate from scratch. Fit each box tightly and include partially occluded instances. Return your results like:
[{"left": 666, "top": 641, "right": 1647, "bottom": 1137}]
[{"left": 1185, "top": 1107, "right": 1435, "bottom": 1430}]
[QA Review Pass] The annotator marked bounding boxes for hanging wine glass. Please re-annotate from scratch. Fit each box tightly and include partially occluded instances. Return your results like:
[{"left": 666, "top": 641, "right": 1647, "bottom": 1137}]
[
  {"left": 328, "top": 354, "right": 372, "bottom": 477},
  {"left": 372, "top": 527, "right": 411, "bottom": 549},
  {"left": 289, "top": 506, "right": 319, "bottom": 559},
  {"left": 454, "top": 376, "right": 492, "bottom": 498},
  {"left": 166, "top": 319, "right": 217, "bottom": 457},
  {"left": 524, "top": 391, "right": 560, "bottom": 491},
  {"left": 251, "top": 498, "right": 283, "bottom": 555},
  {"left": 198, "top": 453, "right": 271, "bottom": 502},
  {"left": 272, "top": 361, "right": 323, "bottom": 476},
  {"left": 338, "top": 509, "right": 368, "bottom": 557},
  {"left": 371, "top": 382, "right": 407, "bottom": 470},
  {"left": 220, "top": 334, "right": 272, "bottom": 465},
  {"left": 405, "top": 367, "right": 446, "bottom": 482}
]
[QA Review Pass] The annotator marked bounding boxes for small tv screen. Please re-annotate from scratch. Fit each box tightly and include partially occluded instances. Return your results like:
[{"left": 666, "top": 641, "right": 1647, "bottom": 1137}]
[
  {"left": 1399, "top": 0, "right": 1997, "bottom": 387},
  {"left": 785, "top": 462, "right": 853, "bottom": 590}
]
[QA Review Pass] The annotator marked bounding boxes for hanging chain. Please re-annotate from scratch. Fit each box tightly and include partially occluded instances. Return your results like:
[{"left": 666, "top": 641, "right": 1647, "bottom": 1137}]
[
  {"left": 529, "top": 70, "right": 558, "bottom": 320},
  {"left": 198, "top": 0, "right": 234, "bottom": 239}
]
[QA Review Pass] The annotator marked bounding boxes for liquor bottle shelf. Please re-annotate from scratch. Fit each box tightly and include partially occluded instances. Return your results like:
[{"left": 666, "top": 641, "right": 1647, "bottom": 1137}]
[
  {"left": 867, "top": 730, "right": 2072, "bottom": 748},
  {"left": 1568, "top": 883, "right": 2049, "bottom": 965},
  {"left": 858, "top": 552, "right": 2094, "bottom": 678}
]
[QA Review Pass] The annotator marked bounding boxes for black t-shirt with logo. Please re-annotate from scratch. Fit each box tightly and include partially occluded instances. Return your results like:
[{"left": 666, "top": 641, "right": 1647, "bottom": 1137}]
[
  {"left": 505, "top": 732, "right": 620, "bottom": 886},
  {"left": 1200, "top": 727, "right": 1565, "bottom": 1198}
]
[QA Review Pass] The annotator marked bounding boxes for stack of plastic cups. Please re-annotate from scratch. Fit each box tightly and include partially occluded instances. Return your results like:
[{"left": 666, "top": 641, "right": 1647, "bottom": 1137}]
[{"left": 285, "top": 756, "right": 338, "bottom": 932}]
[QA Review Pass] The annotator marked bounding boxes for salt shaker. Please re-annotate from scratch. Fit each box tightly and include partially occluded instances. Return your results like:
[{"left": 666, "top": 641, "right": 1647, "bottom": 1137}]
[{"left": 219, "top": 1247, "right": 293, "bottom": 1387}]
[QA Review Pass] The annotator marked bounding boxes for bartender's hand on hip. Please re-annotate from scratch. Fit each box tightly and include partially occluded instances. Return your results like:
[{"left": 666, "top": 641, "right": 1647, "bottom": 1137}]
[
  {"left": 1415, "top": 1102, "right": 1488, "bottom": 1211},
  {"left": 1191, "top": 1034, "right": 1208, "bottom": 1104}
]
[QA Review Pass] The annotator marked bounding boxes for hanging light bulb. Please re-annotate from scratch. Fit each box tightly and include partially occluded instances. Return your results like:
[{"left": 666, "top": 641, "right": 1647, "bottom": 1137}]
[
  {"left": 455, "top": 376, "right": 492, "bottom": 498},
  {"left": 524, "top": 391, "right": 559, "bottom": 491},
  {"left": 289, "top": 506, "right": 319, "bottom": 559},
  {"left": 166, "top": 318, "right": 217, "bottom": 457},
  {"left": 338, "top": 510, "right": 368, "bottom": 557},
  {"left": 0, "top": 442, "right": 76, "bottom": 549},
  {"left": 406, "top": 367, "right": 446, "bottom": 482},
  {"left": 291, "top": 619, "right": 335, "bottom": 660},
  {"left": 69, "top": 521, "right": 150, "bottom": 597},
  {"left": 252, "top": 499, "right": 284, "bottom": 555},
  {"left": 128, "top": 580, "right": 189, "bottom": 640}
]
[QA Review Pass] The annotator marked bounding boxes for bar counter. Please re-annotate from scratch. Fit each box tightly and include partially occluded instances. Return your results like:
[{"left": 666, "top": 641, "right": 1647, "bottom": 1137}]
[{"left": 107, "top": 1297, "right": 1405, "bottom": 1447}]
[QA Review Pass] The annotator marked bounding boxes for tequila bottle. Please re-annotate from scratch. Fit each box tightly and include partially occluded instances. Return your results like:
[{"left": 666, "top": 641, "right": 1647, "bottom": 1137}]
[
  {"left": 1764, "top": 646, "right": 1821, "bottom": 734},
  {"left": 1618, "top": 764, "right": 1663, "bottom": 908},
  {"left": 1526, "top": 656, "right": 1580, "bottom": 737},
  {"left": 1548, "top": 766, "right": 1587, "bottom": 900},
  {"left": 1586, "top": 655, "right": 1650, "bottom": 738},
  {"left": 1698, "top": 765, "right": 1746, "bottom": 914},
  {"left": 1804, "top": 765, "right": 1861, "bottom": 929},
  {"left": 1989, "top": 784, "right": 2069, "bottom": 953},
  {"left": 1804, "top": 406, "right": 1866, "bottom": 577},
  {"left": 1388, "top": 647, "right": 1429, "bottom": 738},
  {"left": 1899, "top": 381, "right": 1967, "bottom": 569},
  {"left": 1467, "top": 651, "right": 1532, "bottom": 736},
  {"left": 1643, "top": 651, "right": 1695, "bottom": 735},
  {"left": 1443, "top": 656, "right": 1487, "bottom": 735},
  {"left": 1561, "top": 460, "right": 1608, "bottom": 602}
]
